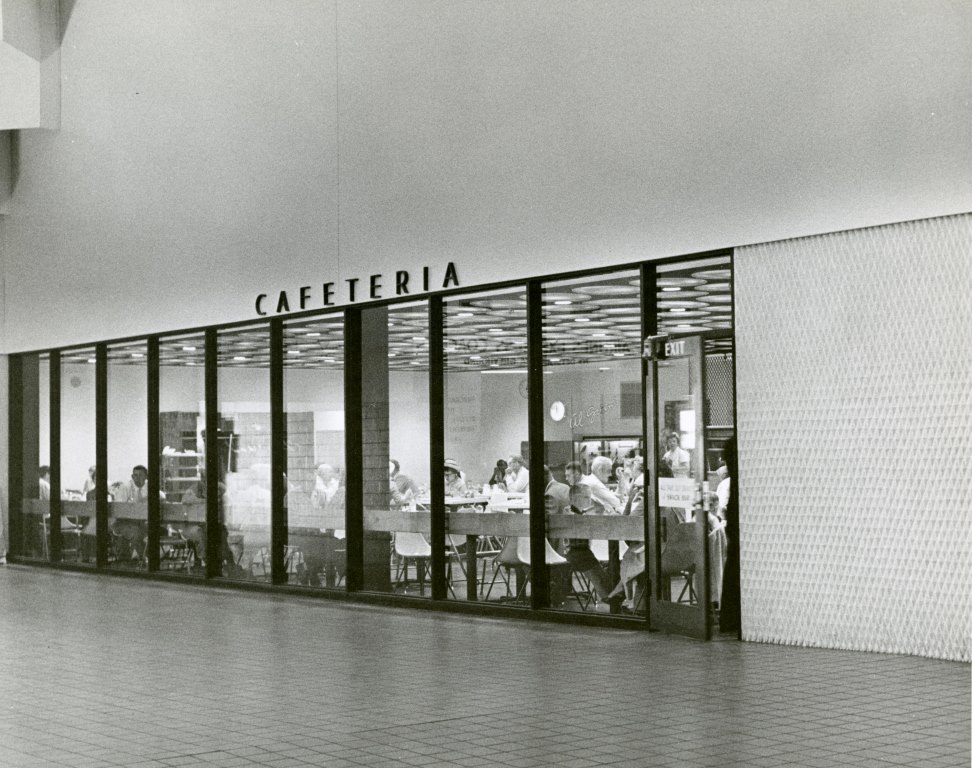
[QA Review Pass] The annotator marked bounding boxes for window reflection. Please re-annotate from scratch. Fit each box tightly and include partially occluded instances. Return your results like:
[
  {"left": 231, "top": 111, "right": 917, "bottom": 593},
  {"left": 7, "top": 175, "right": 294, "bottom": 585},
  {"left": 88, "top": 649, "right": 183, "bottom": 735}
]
[
  {"left": 218, "top": 326, "right": 271, "bottom": 582},
  {"left": 283, "top": 314, "right": 346, "bottom": 589}
]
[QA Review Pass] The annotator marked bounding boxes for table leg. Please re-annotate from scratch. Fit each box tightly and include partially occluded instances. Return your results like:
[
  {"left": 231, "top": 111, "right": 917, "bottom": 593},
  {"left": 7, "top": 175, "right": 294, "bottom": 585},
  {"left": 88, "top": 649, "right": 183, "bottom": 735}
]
[{"left": 466, "top": 534, "right": 478, "bottom": 601}]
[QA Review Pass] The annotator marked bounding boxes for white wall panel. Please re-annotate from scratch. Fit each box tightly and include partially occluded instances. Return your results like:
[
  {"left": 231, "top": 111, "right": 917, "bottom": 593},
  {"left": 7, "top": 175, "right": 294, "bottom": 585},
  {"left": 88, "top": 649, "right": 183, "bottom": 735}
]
[{"left": 735, "top": 214, "right": 972, "bottom": 661}]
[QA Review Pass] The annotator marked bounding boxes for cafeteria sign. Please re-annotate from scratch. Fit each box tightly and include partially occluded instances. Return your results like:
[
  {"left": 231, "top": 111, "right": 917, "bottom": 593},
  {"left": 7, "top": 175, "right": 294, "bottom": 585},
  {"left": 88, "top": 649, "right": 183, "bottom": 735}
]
[{"left": 658, "top": 477, "right": 696, "bottom": 509}]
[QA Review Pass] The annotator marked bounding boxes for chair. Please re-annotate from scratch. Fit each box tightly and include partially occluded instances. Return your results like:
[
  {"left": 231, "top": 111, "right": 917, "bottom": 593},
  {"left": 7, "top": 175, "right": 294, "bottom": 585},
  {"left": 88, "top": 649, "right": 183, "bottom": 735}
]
[
  {"left": 484, "top": 537, "right": 567, "bottom": 602},
  {"left": 159, "top": 527, "right": 194, "bottom": 572},
  {"left": 393, "top": 531, "right": 432, "bottom": 594},
  {"left": 41, "top": 514, "right": 83, "bottom": 561}
]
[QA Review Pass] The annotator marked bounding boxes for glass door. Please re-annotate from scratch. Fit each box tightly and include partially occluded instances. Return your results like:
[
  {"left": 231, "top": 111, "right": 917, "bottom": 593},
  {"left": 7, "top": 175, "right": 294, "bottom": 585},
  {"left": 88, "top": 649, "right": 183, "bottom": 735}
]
[{"left": 646, "top": 335, "right": 716, "bottom": 639}]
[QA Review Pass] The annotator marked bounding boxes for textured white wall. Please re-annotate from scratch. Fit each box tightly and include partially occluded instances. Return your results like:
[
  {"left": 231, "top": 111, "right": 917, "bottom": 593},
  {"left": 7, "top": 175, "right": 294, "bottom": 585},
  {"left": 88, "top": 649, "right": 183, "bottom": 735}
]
[{"left": 734, "top": 214, "right": 972, "bottom": 661}]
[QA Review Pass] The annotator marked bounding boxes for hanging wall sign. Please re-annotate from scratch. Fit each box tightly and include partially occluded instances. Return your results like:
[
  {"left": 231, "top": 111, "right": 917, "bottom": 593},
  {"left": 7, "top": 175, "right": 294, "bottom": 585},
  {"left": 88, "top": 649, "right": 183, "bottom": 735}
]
[{"left": 254, "top": 262, "right": 460, "bottom": 316}]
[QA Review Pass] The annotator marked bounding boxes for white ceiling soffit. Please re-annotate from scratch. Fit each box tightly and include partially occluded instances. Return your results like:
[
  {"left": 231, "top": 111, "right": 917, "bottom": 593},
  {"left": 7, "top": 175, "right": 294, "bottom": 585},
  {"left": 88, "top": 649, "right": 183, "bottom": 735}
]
[{"left": 0, "top": 0, "right": 59, "bottom": 130}]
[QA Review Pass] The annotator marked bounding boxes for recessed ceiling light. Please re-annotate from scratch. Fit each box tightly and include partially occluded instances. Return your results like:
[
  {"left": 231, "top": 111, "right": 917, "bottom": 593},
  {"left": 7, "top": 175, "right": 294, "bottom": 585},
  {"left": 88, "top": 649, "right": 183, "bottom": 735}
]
[
  {"left": 305, "top": 332, "right": 321, "bottom": 337},
  {"left": 182, "top": 346, "right": 196, "bottom": 352},
  {"left": 592, "top": 333, "right": 607, "bottom": 338},
  {"left": 388, "top": 352, "right": 397, "bottom": 357},
  {"left": 87, "top": 358, "right": 96, "bottom": 364},
  {"left": 554, "top": 300, "right": 572, "bottom": 305},
  {"left": 233, "top": 356, "right": 247, "bottom": 361},
  {"left": 670, "top": 308, "right": 686, "bottom": 313},
  {"left": 130, "top": 353, "right": 143, "bottom": 358},
  {"left": 574, "top": 318, "right": 590, "bottom": 323},
  {"left": 599, "top": 367, "right": 611, "bottom": 371},
  {"left": 662, "top": 287, "right": 681, "bottom": 292},
  {"left": 549, "top": 357, "right": 561, "bottom": 362},
  {"left": 469, "top": 355, "right": 482, "bottom": 360},
  {"left": 288, "top": 350, "right": 301, "bottom": 355},
  {"left": 411, "top": 336, "right": 425, "bottom": 342}
]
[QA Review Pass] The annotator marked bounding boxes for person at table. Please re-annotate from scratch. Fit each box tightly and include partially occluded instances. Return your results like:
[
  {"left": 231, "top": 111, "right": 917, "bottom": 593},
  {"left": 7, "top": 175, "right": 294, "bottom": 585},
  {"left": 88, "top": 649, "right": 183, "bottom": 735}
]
[
  {"left": 443, "top": 459, "right": 468, "bottom": 497},
  {"left": 389, "top": 459, "right": 420, "bottom": 499},
  {"left": 662, "top": 433, "right": 691, "bottom": 477},
  {"left": 543, "top": 465, "right": 570, "bottom": 515},
  {"left": 605, "top": 473, "right": 647, "bottom": 612},
  {"left": 113, "top": 464, "right": 165, "bottom": 502},
  {"left": 38, "top": 465, "right": 51, "bottom": 500},
  {"left": 504, "top": 455, "right": 529, "bottom": 493},
  {"left": 581, "top": 456, "right": 622, "bottom": 514},
  {"left": 564, "top": 483, "right": 617, "bottom": 605},
  {"left": 487, "top": 459, "right": 508, "bottom": 490},
  {"left": 311, "top": 463, "right": 341, "bottom": 510}
]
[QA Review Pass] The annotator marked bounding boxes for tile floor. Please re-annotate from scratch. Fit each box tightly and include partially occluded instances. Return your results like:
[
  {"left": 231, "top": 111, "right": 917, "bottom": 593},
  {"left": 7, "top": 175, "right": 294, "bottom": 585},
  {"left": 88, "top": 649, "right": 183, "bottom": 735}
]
[{"left": 0, "top": 566, "right": 967, "bottom": 768}]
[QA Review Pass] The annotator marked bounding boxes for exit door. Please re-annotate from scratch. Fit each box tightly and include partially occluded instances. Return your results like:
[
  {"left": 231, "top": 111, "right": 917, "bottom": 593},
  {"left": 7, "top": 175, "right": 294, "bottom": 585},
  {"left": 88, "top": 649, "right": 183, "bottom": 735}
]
[{"left": 644, "top": 335, "right": 725, "bottom": 639}]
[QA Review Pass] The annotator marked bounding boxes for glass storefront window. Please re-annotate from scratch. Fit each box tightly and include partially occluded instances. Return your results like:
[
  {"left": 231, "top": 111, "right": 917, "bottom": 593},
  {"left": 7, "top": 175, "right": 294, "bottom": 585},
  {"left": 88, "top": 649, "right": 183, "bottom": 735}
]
[
  {"left": 218, "top": 326, "right": 271, "bottom": 582},
  {"left": 443, "top": 288, "right": 529, "bottom": 604},
  {"left": 16, "top": 353, "right": 50, "bottom": 559},
  {"left": 360, "top": 302, "right": 430, "bottom": 595},
  {"left": 283, "top": 314, "right": 346, "bottom": 589},
  {"left": 61, "top": 347, "right": 97, "bottom": 565},
  {"left": 159, "top": 335, "right": 208, "bottom": 575},
  {"left": 541, "top": 270, "right": 645, "bottom": 615},
  {"left": 106, "top": 341, "right": 149, "bottom": 571}
]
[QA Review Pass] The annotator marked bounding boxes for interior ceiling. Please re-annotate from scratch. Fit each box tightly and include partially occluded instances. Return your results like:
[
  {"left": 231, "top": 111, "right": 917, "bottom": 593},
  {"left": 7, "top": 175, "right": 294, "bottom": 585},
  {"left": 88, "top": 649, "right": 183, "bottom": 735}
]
[{"left": 67, "top": 259, "right": 732, "bottom": 370}]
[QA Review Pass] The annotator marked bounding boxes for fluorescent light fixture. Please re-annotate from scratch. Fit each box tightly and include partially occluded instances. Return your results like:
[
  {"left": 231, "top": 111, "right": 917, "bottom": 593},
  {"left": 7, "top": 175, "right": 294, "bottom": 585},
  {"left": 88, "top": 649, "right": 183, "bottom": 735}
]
[
  {"left": 233, "top": 356, "right": 248, "bottom": 361},
  {"left": 182, "top": 346, "right": 196, "bottom": 352}
]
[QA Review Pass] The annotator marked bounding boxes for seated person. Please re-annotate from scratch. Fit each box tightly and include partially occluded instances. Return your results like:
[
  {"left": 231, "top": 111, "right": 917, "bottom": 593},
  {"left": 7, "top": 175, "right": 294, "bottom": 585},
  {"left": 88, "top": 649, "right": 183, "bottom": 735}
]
[
  {"left": 390, "top": 460, "right": 420, "bottom": 499},
  {"left": 543, "top": 465, "right": 570, "bottom": 515},
  {"left": 112, "top": 464, "right": 166, "bottom": 502},
  {"left": 443, "top": 459, "right": 467, "bottom": 497},
  {"left": 581, "top": 456, "right": 622, "bottom": 514},
  {"left": 606, "top": 474, "right": 647, "bottom": 611},
  {"left": 487, "top": 459, "right": 508, "bottom": 491},
  {"left": 504, "top": 455, "right": 529, "bottom": 493},
  {"left": 563, "top": 483, "right": 615, "bottom": 605}
]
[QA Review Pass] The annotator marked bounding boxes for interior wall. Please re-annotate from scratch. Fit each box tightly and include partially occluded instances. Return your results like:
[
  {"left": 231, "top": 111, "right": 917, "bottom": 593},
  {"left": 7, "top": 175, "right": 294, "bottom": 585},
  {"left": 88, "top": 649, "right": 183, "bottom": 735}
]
[
  {"left": 734, "top": 213, "right": 971, "bottom": 662},
  {"left": 2, "top": 0, "right": 970, "bottom": 351}
]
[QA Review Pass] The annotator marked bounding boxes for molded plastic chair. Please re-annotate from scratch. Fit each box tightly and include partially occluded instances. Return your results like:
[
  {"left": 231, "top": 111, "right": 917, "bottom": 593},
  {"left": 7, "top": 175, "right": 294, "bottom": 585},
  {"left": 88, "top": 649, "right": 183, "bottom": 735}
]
[
  {"left": 484, "top": 536, "right": 567, "bottom": 601},
  {"left": 393, "top": 531, "right": 432, "bottom": 594}
]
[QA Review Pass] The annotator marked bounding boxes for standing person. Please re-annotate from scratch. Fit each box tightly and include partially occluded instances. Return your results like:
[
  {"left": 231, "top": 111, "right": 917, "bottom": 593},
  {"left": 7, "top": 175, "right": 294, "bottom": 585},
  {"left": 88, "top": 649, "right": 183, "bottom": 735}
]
[
  {"left": 505, "top": 455, "right": 529, "bottom": 493},
  {"left": 662, "top": 433, "right": 691, "bottom": 477},
  {"left": 81, "top": 465, "right": 97, "bottom": 499},
  {"left": 718, "top": 438, "right": 740, "bottom": 635},
  {"left": 38, "top": 466, "right": 51, "bottom": 500}
]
